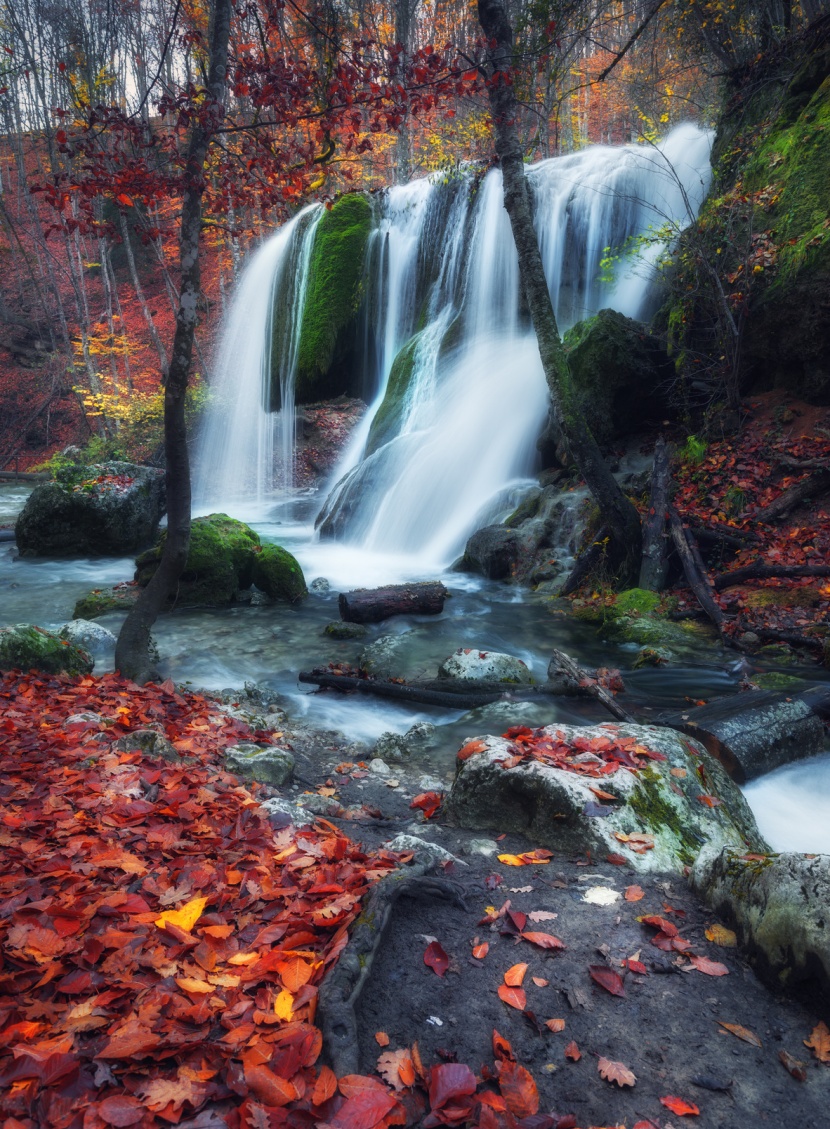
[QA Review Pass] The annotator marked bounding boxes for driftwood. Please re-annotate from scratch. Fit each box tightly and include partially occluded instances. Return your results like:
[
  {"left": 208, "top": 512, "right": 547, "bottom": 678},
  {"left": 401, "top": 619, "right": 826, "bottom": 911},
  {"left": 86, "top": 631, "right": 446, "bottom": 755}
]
[
  {"left": 549, "top": 648, "right": 634, "bottom": 722},
  {"left": 757, "top": 469, "right": 830, "bottom": 522},
  {"left": 669, "top": 508, "right": 724, "bottom": 633},
  {"left": 299, "top": 670, "right": 580, "bottom": 709},
  {"left": 339, "top": 582, "right": 448, "bottom": 624},
  {"left": 560, "top": 526, "right": 610, "bottom": 596},
  {"left": 691, "top": 522, "right": 759, "bottom": 548},
  {"left": 664, "top": 687, "right": 829, "bottom": 783},
  {"left": 714, "top": 562, "right": 830, "bottom": 590},
  {"left": 639, "top": 436, "right": 670, "bottom": 592},
  {"left": 318, "top": 865, "right": 467, "bottom": 1075}
]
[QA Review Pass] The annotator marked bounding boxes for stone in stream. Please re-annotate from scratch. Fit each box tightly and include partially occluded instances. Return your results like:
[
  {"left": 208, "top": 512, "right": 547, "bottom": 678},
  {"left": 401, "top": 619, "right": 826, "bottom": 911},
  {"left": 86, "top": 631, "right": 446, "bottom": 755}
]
[
  {"left": 224, "top": 743, "right": 295, "bottom": 787},
  {"left": 0, "top": 624, "right": 93, "bottom": 676},
  {"left": 438, "top": 648, "right": 533, "bottom": 685},
  {"left": 692, "top": 846, "right": 830, "bottom": 997},
  {"left": 15, "top": 462, "right": 165, "bottom": 557},
  {"left": 58, "top": 619, "right": 117, "bottom": 655},
  {"left": 445, "top": 722, "right": 767, "bottom": 875}
]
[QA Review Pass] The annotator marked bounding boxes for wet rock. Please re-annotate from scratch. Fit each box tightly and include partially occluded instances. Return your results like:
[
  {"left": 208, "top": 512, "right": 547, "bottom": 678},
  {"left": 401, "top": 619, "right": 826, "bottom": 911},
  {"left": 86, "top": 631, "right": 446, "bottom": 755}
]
[
  {"left": 463, "top": 838, "right": 501, "bottom": 857},
  {"left": 385, "top": 834, "right": 464, "bottom": 869},
  {"left": 59, "top": 619, "right": 117, "bottom": 655},
  {"left": 73, "top": 583, "right": 140, "bottom": 620},
  {"left": 445, "top": 722, "right": 767, "bottom": 874},
  {"left": 15, "top": 462, "right": 165, "bottom": 557},
  {"left": 438, "top": 648, "right": 533, "bottom": 685},
  {"left": 369, "top": 758, "right": 392, "bottom": 776},
  {"left": 261, "top": 796, "right": 314, "bottom": 828},
  {"left": 113, "top": 729, "right": 180, "bottom": 762},
  {"left": 252, "top": 543, "right": 308, "bottom": 603},
  {"left": 324, "top": 621, "right": 367, "bottom": 639},
  {"left": 136, "top": 513, "right": 260, "bottom": 607},
  {"left": 358, "top": 632, "right": 413, "bottom": 679},
  {"left": 692, "top": 846, "right": 830, "bottom": 996},
  {"left": 225, "top": 743, "right": 295, "bottom": 786},
  {"left": 0, "top": 624, "right": 93, "bottom": 676},
  {"left": 66, "top": 712, "right": 105, "bottom": 726},
  {"left": 461, "top": 525, "right": 522, "bottom": 580},
  {"left": 374, "top": 723, "right": 438, "bottom": 762},
  {"left": 310, "top": 577, "right": 331, "bottom": 593}
]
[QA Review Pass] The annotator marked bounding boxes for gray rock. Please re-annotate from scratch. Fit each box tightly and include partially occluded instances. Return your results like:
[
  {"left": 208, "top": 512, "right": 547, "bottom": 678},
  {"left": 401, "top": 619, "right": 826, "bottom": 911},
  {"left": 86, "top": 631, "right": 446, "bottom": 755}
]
[
  {"left": 59, "top": 619, "right": 117, "bottom": 655},
  {"left": 310, "top": 577, "right": 331, "bottom": 593},
  {"left": 225, "top": 743, "right": 295, "bottom": 786},
  {"left": 261, "top": 796, "right": 314, "bottom": 827},
  {"left": 324, "top": 621, "right": 367, "bottom": 639},
  {"left": 438, "top": 648, "right": 533, "bottom": 685},
  {"left": 300, "top": 793, "right": 343, "bottom": 815},
  {"left": 369, "top": 758, "right": 392, "bottom": 776},
  {"left": 386, "top": 834, "right": 465, "bottom": 869},
  {"left": 359, "top": 632, "right": 413, "bottom": 679},
  {"left": 692, "top": 846, "right": 830, "bottom": 995},
  {"left": 445, "top": 722, "right": 767, "bottom": 875},
  {"left": 374, "top": 722, "right": 437, "bottom": 762},
  {"left": 464, "top": 838, "right": 501, "bottom": 858},
  {"left": 15, "top": 462, "right": 165, "bottom": 556},
  {"left": 0, "top": 624, "right": 93, "bottom": 676},
  {"left": 462, "top": 525, "right": 522, "bottom": 580},
  {"left": 417, "top": 775, "right": 446, "bottom": 793},
  {"left": 66, "top": 712, "right": 105, "bottom": 726},
  {"left": 113, "top": 729, "right": 180, "bottom": 762}
]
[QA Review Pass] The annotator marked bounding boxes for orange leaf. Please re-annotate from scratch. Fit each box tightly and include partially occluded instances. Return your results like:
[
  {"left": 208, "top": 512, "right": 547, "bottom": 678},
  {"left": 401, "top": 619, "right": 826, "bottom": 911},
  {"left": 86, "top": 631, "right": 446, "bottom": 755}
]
[
  {"left": 544, "top": 1018, "right": 565, "bottom": 1032},
  {"left": 313, "top": 1065, "right": 338, "bottom": 1105},
  {"left": 804, "top": 1020, "right": 830, "bottom": 1062},
  {"left": 660, "top": 1095, "right": 700, "bottom": 1116},
  {"left": 375, "top": 1031, "right": 390, "bottom": 1047},
  {"left": 718, "top": 1021, "right": 761, "bottom": 1047},
  {"left": 496, "top": 1059, "right": 539, "bottom": 1118},
  {"left": 245, "top": 1063, "right": 297, "bottom": 1107},
  {"left": 472, "top": 942, "right": 489, "bottom": 960},
  {"left": 688, "top": 954, "right": 729, "bottom": 976},
  {"left": 520, "top": 931, "right": 565, "bottom": 951},
  {"left": 503, "top": 963, "right": 528, "bottom": 986},
  {"left": 377, "top": 1049, "right": 415, "bottom": 1091},
  {"left": 497, "top": 984, "right": 526, "bottom": 1010},
  {"left": 116, "top": 193, "right": 134, "bottom": 207},
  {"left": 597, "top": 1056, "right": 636, "bottom": 1087},
  {"left": 531, "top": 977, "right": 548, "bottom": 987},
  {"left": 458, "top": 739, "right": 487, "bottom": 761},
  {"left": 624, "top": 885, "right": 644, "bottom": 901},
  {"left": 564, "top": 1041, "right": 581, "bottom": 1061},
  {"left": 276, "top": 956, "right": 314, "bottom": 992}
]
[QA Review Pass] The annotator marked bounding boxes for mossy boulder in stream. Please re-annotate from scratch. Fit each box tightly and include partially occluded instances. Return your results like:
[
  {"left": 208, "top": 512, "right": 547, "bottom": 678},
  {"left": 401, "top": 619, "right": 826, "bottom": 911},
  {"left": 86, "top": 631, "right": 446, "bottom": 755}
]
[
  {"left": 571, "top": 587, "right": 717, "bottom": 659},
  {"left": 446, "top": 722, "right": 767, "bottom": 874},
  {"left": 135, "top": 514, "right": 261, "bottom": 606},
  {"left": 293, "top": 194, "right": 372, "bottom": 403},
  {"left": 252, "top": 543, "right": 307, "bottom": 604},
  {"left": 0, "top": 624, "right": 93, "bottom": 675}
]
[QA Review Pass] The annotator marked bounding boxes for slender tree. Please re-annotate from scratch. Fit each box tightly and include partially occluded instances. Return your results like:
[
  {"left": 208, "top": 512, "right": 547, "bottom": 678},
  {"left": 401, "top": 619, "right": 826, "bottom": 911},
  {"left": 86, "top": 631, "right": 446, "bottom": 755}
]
[{"left": 477, "top": 0, "right": 643, "bottom": 586}]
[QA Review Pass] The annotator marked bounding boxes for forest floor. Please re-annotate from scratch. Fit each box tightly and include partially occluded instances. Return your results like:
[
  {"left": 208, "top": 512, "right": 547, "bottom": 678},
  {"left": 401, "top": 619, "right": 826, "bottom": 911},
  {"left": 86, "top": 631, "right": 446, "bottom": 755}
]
[{"left": 1, "top": 670, "right": 828, "bottom": 1129}]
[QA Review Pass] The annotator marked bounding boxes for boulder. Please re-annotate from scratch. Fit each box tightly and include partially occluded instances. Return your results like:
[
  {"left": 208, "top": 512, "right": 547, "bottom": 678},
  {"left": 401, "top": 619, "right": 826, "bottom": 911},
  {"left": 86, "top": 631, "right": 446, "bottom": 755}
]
[
  {"left": 358, "top": 633, "right": 414, "bottom": 679},
  {"left": 112, "top": 729, "right": 180, "bottom": 762},
  {"left": 225, "top": 743, "right": 295, "bottom": 787},
  {"left": 15, "top": 462, "right": 165, "bottom": 557},
  {"left": 73, "top": 583, "right": 141, "bottom": 620},
  {"left": 445, "top": 722, "right": 766, "bottom": 874},
  {"left": 691, "top": 846, "right": 830, "bottom": 996},
  {"left": 325, "top": 621, "right": 368, "bottom": 640},
  {"left": 373, "top": 722, "right": 437, "bottom": 761},
  {"left": 59, "top": 619, "right": 117, "bottom": 655},
  {"left": 438, "top": 648, "right": 533, "bottom": 685},
  {"left": 0, "top": 624, "right": 93, "bottom": 675},
  {"left": 252, "top": 543, "right": 307, "bottom": 603},
  {"left": 461, "top": 526, "right": 523, "bottom": 580}
]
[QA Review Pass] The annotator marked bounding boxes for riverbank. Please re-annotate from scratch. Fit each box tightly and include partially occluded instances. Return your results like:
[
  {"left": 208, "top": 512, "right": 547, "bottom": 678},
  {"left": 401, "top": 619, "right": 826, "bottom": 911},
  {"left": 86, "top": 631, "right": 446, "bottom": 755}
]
[{"left": 1, "top": 670, "right": 828, "bottom": 1129}]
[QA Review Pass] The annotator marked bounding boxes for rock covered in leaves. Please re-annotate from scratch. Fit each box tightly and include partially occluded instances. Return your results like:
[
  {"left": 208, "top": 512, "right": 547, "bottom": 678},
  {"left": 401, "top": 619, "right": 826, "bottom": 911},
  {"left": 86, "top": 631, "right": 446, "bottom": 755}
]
[
  {"left": 224, "top": 742, "right": 295, "bottom": 786},
  {"left": 438, "top": 648, "right": 534, "bottom": 685},
  {"left": 15, "top": 461, "right": 165, "bottom": 557},
  {"left": 445, "top": 723, "right": 767, "bottom": 873},
  {"left": 691, "top": 845, "right": 830, "bottom": 996},
  {"left": 0, "top": 623, "right": 93, "bottom": 675}
]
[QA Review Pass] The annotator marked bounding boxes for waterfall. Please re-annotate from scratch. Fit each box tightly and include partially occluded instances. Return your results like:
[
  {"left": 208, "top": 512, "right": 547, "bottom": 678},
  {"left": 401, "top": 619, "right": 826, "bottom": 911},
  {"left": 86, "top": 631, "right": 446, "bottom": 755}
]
[{"left": 197, "top": 124, "right": 713, "bottom": 560}]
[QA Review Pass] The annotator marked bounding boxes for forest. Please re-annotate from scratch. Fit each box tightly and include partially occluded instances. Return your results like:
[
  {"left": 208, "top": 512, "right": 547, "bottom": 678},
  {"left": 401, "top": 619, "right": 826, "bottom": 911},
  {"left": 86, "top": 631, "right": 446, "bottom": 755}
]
[{"left": 1, "top": 1, "right": 830, "bottom": 1127}]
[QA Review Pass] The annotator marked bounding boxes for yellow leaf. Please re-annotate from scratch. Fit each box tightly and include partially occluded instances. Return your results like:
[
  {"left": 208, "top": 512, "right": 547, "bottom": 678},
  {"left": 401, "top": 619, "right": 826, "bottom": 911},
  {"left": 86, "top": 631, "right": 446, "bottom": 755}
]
[
  {"left": 274, "top": 989, "right": 294, "bottom": 1020},
  {"left": 227, "top": 952, "right": 259, "bottom": 966},
  {"left": 155, "top": 895, "right": 209, "bottom": 933},
  {"left": 175, "top": 976, "right": 213, "bottom": 994},
  {"left": 706, "top": 924, "right": 737, "bottom": 947}
]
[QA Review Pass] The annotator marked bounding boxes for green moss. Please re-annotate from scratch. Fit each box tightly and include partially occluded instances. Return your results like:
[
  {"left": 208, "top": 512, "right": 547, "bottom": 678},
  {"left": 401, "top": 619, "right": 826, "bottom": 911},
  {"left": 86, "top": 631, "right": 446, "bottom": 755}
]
[
  {"left": 73, "top": 585, "right": 140, "bottom": 619},
  {"left": 252, "top": 543, "right": 307, "bottom": 603},
  {"left": 365, "top": 333, "right": 420, "bottom": 456},
  {"left": 135, "top": 514, "right": 261, "bottom": 606},
  {"left": 613, "top": 588, "right": 661, "bottom": 617},
  {"left": 753, "top": 672, "right": 806, "bottom": 692},
  {"left": 505, "top": 490, "right": 542, "bottom": 529},
  {"left": 0, "top": 624, "right": 93, "bottom": 676},
  {"left": 294, "top": 194, "right": 372, "bottom": 403},
  {"left": 629, "top": 766, "right": 703, "bottom": 866}
]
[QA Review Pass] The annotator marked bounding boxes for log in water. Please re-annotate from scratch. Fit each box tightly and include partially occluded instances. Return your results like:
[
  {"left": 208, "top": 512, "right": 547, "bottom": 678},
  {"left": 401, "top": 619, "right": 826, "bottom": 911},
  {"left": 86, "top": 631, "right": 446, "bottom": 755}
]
[{"left": 338, "top": 582, "right": 448, "bottom": 623}]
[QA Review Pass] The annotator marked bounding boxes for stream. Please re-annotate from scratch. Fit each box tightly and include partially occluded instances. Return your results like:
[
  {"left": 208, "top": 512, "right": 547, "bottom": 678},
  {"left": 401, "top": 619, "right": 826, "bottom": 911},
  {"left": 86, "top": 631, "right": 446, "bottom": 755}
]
[{"left": 3, "top": 480, "right": 829, "bottom": 854}]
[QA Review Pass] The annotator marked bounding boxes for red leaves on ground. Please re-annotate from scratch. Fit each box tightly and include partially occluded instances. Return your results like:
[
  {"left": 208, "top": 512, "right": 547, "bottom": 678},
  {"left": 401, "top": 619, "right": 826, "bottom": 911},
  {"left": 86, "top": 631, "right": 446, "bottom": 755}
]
[
  {"left": 520, "top": 931, "right": 566, "bottom": 951},
  {"left": 597, "top": 1057, "right": 636, "bottom": 1087},
  {"left": 688, "top": 954, "right": 730, "bottom": 976},
  {"left": 588, "top": 965, "right": 626, "bottom": 997},
  {"left": 496, "top": 1059, "right": 540, "bottom": 1117},
  {"left": 564, "top": 1041, "right": 581, "bottom": 1061},
  {"left": 660, "top": 1094, "right": 700, "bottom": 1116},
  {"left": 424, "top": 941, "right": 450, "bottom": 977},
  {"left": 333, "top": 1075, "right": 398, "bottom": 1129},
  {"left": 500, "top": 726, "right": 666, "bottom": 778},
  {"left": 427, "top": 1062, "right": 477, "bottom": 1116},
  {"left": 410, "top": 791, "right": 442, "bottom": 819},
  {"left": 639, "top": 915, "right": 679, "bottom": 937},
  {"left": 497, "top": 985, "right": 527, "bottom": 1010}
]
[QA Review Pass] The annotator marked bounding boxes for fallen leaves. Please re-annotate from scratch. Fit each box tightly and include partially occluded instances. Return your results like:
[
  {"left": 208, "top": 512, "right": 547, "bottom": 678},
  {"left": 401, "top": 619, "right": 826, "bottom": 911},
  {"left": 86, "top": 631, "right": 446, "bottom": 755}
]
[
  {"left": 705, "top": 923, "right": 737, "bottom": 946},
  {"left": 564, "top": 1041, "right": 581, "bottom": 1061},
  {"left": 497, "top": 985, "right": 527, "bottom": 1010},
  {"left": 597, "top": 1056, "right": 637, "bottom": 1087},
  {"left": 660, "top": 1094, "right": 700, "bottom": 1116},
  {"left": 377, "top": 1049, "right": 416, "bottom": 1090},
  {"left": 687, "top": 954, "right": 730, "bottom": 976},
  {"left": 624, "top": 885, "right": 645, "bottom": 901},
  {"left": 424, "top": 940, "right": 450, "bottom": 977},
  {"left": 588, "top": 965, "right": 626, "bottom": 997},
  {"left": 504, "top": 963, "right": 528, "bottom": 986},
  {"left": 501, "top": 724, "right": 667, "bottom": 779},
  {"left": 779, "top": 1049, "right": 808, "bottom": 1081},
  {"left": 520, "top": 931, "right": 566, "bottom": 950},
  {"left": 545, "top": 1018, "right": 565, "bottom": 1032},
  {"left": 410, "top": 791, "right": 442, "bottom": 819},
  {"left": 497, "top": 849, "right": 554, "bottom": 866},
  {"left": 718, "top": 1021, "right": 762, "bottom": 1047},
  {"left": 804, "top": 1020, "right": 830, "bottom": 1062}
]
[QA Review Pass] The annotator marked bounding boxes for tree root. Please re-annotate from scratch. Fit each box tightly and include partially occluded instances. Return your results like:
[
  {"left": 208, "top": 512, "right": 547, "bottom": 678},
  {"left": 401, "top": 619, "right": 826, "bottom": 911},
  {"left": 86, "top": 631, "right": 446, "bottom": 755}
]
[{"left": 318, "top": 864, "right": 469, "bottom": 1076}]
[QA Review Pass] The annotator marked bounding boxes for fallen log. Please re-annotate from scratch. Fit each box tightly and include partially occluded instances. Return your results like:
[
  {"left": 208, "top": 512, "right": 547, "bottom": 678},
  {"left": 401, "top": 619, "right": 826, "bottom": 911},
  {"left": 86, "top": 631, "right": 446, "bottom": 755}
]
[
  {"left": 0, "top": 470, "right": 48, "bottom": 481},
  {"left": 690, "top": 522, "right": 759, "bottom": 548},
  {"left": 714, "top": 562, "right": 830, "bottom": 590},
  {"left": 639, "top": 436, "right": 670, "bottom": 592},
  {"left": 339, "top": 581, "right": 448, "bottom": 624},
  {"left": 548, "top": 648, "right": 634, "bottom": 723},
  {"left": 298, "top": 669, "right": 583, "bottom": 709},
  {"left": 741, "top": 625, "right": 827, "bottom": 651},
  {"left": 669, "top": 507, "right": 724, "bottom": 633},
  {"left": 757, "top": 469, "right": 830, "bottom": 522},
  {"left": 664, "top": 686, "right": 829, "bottom": 783}
]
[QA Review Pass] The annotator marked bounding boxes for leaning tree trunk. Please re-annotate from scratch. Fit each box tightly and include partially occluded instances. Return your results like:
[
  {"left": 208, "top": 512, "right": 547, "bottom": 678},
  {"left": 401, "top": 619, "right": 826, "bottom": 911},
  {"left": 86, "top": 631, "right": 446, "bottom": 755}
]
[
  {"left": 115, "top": 0, "right": 232, "bottom": 682},
  {"left": 477, "top": 0, "right": 642, "bottom": 585}
]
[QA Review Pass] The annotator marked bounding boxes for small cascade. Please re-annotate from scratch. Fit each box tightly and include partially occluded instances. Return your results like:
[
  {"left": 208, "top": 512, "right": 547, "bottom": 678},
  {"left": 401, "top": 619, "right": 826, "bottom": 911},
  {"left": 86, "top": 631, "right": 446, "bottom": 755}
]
[
  {"left": 198, "top": 124, "right": 713, "bottom": 558},
  {"left": 194, "top": 204, "right": 321, "bottom": 513}
]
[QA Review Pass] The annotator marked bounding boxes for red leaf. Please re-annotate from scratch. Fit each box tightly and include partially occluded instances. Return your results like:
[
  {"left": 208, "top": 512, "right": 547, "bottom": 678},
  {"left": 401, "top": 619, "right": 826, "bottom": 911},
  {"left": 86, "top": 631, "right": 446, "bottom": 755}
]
[
  {"left": 660, "top": 1095, "right": 700, "bottom": 1116},
  {"left": 313, "top": 1065, "right": 338, "bottom": 1105},
  {"left": 520, "top": 931, "right": 565, "bottom": 951},
  {"left": 428, "top": 1063, "right": 477, "bottom": 1110},
  {"left": 492, "top": 1030, "right": 515, "bottom": 1062},
  {"left": 424, "top": 941, "right": 449, "bottom": 977},
  {"left": 497, "top": 984, "right": 526, "bottom": 1010},
  {"left": 496, "top": 1059, "right": 539, "bottom": 1118},
  {"left": 97, "top": 1095, "right": 146, "bottom": 1126},
  {"left": 688, "top": 954, "right": 729, "bottom": 976},
  {"left": 639, "top": 915, "right": 679, "bottom": 937},
  {"left": 564, "top": 1041, "right": 581, "bottom": 1061},
  {"left": 457, "top": 739, "right": 488, "bottom": 761},
  {"left": 588, "top": 965, "right": 626, "bottom": 997},
  {"left": 331, "top": 1082, "right": 396, "bottom": 1129},
  {"left": 116, "top": 193, "right": 134, "bottom": 208},
  {"left": 245, "top": 1063, "right": 297, "bottom": 1106},
  {"left": 410, "top": 791, "right": 442, "bottom": 819}
]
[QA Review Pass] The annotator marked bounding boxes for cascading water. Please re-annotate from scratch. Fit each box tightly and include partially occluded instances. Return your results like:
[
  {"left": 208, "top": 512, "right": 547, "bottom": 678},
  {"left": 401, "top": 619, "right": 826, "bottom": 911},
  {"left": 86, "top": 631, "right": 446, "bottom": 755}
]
[{"left": 197, "top": 123, "right": 713, "bottom": 561}]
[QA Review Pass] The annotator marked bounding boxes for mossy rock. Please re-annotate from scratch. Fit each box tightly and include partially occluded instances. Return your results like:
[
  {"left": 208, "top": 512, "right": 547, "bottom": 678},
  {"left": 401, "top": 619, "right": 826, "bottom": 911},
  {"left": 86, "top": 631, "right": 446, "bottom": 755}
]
[
  {"left": 752, "top": 672, "right": 807, "bottom": 692},
  {"left": 0, "top": 624, "right": 93, "bottom": 675},
  {"left": 293, "top": 194, "right": 373, "bottom": 403},
  {"left": 252, "top": 543, "right": 307, "bottom": 604},
  {"left": 613, "top": 588, "right": 662, "bottom": 617},
  {"left": 743, "top": 586, "right": 823, "bottom": 609},
  {"left": 563, "top": 310, "right": 671, "bottom": 444},
  {"left": 324, "top": 621, "right": 367, "bottom": 639},
  {"left": 74, "top": 584, "right": 141, "bottom": 620},
  {"left": 135, "top": 514, "right": 261, "bottom": 607},
  {"left": 365, "top": 333, "right": 420, "bottom": 456}
]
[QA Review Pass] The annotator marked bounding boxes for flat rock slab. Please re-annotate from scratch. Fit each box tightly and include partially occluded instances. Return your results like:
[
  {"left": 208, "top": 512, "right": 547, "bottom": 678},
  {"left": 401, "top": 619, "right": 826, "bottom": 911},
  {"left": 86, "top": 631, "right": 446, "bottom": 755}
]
[
  {"left": 692, "top": 846, "right": 830, "bottom": 997},
  {"left": 438, "top": 648, "right": 533, "bottom": 684},
  {"left": 444, "top": 723, "right": 766, "bottom": 874}
]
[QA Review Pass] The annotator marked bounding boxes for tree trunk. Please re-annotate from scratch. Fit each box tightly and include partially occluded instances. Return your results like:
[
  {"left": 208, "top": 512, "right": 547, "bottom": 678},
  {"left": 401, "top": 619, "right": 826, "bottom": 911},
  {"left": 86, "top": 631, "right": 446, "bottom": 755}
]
[
  {"left": 477, "top": 0, "right": 642, "bottom": 586},
  {"left": 339, "top": 582, "right": 448, "bottom": 623},
  {"left": 639, "top": 436, "right": 670, "bottom": 591},
  {"left": 115, "top": 0, "right": 232, "bottom": 682}
]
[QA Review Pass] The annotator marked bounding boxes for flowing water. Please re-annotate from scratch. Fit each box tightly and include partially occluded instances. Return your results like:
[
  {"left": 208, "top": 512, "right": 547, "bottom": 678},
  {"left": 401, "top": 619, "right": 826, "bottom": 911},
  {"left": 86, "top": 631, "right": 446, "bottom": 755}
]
[{"left": 2, "top": 124, "right": 828, "bottom": 850}]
